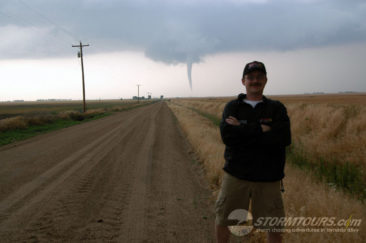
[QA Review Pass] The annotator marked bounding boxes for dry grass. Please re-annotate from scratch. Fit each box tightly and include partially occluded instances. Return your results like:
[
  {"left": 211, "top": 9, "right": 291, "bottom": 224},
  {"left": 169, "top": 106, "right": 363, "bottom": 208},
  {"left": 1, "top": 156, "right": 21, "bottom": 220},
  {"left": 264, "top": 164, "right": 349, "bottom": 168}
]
[
  {"left": 272, "top": 93, "right": 366, "bottom": 105},
  {"left": 0, "top": 116, "right": 28, "bottom": 131},
  {"left": 0, "top": 108, "right": 106, "bottom": 132},
  {"left": 171, "top": 97, "right": 366, "bottom": 186},
  {"left": 168, "top": 103, "right": 225, "bottom": 188},
  {"left": 174, "top": 100, "right": 226, "bottom": 119},
  {"left": 166, "top": 97, "right": 366, "bottom": 243},
  {"left": 282, "top": 165, "right": 366, "bottom": 242},
  {"left": 287, "top": 103, "right": 366, "bottom": 167}
]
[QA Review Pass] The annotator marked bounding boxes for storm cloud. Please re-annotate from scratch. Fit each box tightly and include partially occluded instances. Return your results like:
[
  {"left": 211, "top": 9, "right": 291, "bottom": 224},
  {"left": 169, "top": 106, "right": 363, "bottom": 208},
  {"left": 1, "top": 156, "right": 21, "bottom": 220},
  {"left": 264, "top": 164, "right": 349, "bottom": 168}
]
[{"left": 1, "top": 0, "right": 366, "bottom": 88}]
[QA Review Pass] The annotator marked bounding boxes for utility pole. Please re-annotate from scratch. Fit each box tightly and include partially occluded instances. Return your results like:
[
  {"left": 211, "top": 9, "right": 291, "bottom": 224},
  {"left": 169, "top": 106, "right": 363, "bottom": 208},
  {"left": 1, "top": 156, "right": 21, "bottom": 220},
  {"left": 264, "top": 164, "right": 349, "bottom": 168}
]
[
  {"left": 72, "top": 41, "right": 89, "bottom": 113},
  {"left": 137, "top": 84, "right": 141, "bottom": 103}
]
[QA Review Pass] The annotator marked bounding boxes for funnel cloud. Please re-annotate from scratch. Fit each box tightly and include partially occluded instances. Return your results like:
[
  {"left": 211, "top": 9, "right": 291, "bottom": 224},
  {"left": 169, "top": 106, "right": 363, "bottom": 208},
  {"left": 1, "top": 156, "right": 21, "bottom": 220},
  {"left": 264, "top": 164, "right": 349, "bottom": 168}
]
[{"left": 187, "top": 60, "right": 193, "bottom": 90}]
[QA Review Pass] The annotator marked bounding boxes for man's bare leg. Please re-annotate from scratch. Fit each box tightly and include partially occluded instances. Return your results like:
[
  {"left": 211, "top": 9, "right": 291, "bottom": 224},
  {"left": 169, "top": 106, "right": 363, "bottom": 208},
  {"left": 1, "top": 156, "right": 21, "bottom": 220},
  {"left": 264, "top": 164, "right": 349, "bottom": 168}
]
[
  {"left": 216, "top": 224, "right": 230, "bottom": 243},
  {"left": 268, "top": 232, "right": 282, "bottom": 243}
]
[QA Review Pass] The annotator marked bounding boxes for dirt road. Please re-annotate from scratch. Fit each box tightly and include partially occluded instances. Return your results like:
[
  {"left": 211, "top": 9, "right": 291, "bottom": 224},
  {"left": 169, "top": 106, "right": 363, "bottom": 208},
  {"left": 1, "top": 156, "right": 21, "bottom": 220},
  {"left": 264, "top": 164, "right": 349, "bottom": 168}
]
[{"left": 0, "top": 101, "right": 215, "bottom": 242}]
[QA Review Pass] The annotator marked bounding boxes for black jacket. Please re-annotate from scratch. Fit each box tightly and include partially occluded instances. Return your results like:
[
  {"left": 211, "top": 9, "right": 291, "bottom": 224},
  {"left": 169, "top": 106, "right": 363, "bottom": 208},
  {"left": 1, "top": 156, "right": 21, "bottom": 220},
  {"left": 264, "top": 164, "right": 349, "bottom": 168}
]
[{"left": 220, "top": 93, "right": 291, "bottom": 182}]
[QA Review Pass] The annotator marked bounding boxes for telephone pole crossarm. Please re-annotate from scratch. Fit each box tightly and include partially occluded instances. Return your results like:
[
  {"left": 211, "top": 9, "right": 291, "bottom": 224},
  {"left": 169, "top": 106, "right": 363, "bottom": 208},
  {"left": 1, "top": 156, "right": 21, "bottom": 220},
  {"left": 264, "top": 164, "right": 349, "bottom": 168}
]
[{"left": 72, "top": 44, "right": 90, "bottom": 48}]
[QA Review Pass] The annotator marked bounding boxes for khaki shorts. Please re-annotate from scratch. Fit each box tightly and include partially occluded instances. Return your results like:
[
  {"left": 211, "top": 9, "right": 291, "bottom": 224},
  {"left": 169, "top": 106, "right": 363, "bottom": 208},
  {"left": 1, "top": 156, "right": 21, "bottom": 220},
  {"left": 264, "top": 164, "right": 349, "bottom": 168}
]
[{"left": 215, "top": 171, "right": 285, "bottom": 231}]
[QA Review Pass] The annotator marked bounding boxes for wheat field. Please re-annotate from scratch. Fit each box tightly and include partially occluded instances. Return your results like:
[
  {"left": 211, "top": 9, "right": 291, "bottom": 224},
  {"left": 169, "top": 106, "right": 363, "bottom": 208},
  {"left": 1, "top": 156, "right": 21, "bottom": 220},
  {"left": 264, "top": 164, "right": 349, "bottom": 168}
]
[{"left": 167, "top": 93, "right": 366, "bottom": 243}]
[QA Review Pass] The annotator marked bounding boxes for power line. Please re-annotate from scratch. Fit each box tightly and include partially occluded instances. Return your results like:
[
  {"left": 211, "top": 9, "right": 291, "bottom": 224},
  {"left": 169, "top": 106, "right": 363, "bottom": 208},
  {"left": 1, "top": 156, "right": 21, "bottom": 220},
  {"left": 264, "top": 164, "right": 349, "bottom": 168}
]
[
  {"left": 0, "top": 8, "right": 44, "bottom": 29},
  {"left": 1, "top": 1, "right": 85, "bottom": 57},
  {"left": 0, "top": 10, "right": 73, "bottom": 50},
  {"left": 16, "top": 0, "right": 80, "bottom": 42}
]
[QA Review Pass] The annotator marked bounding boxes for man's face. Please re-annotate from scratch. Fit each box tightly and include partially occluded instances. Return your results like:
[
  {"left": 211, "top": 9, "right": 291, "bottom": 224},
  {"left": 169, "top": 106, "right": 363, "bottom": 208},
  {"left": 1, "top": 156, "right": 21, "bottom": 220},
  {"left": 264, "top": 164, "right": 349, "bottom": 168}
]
[{"left": 242, "top": 70, "right": 267, "bottom": 95}]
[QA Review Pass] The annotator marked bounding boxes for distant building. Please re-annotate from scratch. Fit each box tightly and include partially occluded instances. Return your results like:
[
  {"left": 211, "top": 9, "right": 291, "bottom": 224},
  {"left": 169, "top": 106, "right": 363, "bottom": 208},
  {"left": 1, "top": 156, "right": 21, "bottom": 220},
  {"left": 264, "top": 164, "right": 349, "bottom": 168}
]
[{"left": 160, "top": 95, "right": 164, "bottom": 99}]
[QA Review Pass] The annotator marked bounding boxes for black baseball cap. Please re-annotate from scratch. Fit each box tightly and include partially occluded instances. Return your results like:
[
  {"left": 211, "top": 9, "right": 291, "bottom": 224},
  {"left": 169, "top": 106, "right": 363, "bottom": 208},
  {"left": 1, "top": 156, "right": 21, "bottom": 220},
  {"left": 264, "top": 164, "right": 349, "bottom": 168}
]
[{"left": 243, "top": 61, "right": 267, "bottom": 78}]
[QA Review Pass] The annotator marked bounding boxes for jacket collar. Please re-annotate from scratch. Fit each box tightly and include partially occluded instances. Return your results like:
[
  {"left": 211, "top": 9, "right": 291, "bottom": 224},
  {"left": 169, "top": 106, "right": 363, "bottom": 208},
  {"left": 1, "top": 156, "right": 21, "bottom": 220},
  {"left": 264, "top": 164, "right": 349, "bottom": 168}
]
[{"left": 237, "top": 93, "right": 268, "bottom": 103}]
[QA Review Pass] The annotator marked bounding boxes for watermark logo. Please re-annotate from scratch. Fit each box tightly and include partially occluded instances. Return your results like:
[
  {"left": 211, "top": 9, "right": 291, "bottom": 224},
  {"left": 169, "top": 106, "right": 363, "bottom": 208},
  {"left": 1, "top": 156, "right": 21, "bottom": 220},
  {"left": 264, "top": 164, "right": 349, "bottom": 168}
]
[
  {"left": 226, "top": 209, "right": 362, "bottom": 235},
  {"left": 254, "top": 214, "right": 362, "bottom": 231},
  {"left": 227, "top": 209, "right": 254, "bottom": 236}
]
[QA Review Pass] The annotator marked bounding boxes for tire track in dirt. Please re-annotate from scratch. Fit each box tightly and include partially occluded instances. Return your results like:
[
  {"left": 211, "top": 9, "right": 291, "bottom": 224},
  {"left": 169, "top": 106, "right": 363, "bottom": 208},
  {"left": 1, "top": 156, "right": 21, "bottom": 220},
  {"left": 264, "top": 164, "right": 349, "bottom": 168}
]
[
  {"left": 0, "top": 102, "right": 215, "bottom": 242},
  {"left": 23, "top": 107, "right": 157, "bottom": 242}
]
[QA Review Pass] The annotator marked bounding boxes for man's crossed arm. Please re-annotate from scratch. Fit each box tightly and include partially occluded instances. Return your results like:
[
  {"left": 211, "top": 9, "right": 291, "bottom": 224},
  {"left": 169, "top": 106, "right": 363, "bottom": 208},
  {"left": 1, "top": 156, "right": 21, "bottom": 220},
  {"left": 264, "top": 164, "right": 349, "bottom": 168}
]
[{"left": 220, "top": 103, "right": 291, "bottom": 148}]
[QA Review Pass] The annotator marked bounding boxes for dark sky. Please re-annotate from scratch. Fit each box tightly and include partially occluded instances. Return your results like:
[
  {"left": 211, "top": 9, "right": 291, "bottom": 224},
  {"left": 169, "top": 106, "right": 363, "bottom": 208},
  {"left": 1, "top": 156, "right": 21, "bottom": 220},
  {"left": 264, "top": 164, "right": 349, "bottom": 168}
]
[
  {"left": 1, "top": 0, "right": 365, "bottom": 64},
  {"left": 1, "top": 0, "right": 365, "bottom": 100}
]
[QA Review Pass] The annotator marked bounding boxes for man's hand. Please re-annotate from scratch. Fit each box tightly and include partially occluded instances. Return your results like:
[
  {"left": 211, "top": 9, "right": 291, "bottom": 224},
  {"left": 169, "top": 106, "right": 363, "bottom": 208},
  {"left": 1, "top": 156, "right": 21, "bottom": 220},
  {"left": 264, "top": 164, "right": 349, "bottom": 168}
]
[
  {"left": 225, "top": 116, "right": 240, "bottom": 126},
  {"left": 261, "top": 124, "right": 271, "bottom": 132}
]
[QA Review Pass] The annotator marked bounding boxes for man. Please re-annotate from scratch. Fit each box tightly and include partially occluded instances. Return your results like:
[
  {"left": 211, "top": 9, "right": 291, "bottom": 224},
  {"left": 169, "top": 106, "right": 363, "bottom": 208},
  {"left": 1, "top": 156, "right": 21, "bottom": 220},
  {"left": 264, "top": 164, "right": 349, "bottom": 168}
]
[{"left": 215, "top": 61, "right": 291, "bottom": 243}]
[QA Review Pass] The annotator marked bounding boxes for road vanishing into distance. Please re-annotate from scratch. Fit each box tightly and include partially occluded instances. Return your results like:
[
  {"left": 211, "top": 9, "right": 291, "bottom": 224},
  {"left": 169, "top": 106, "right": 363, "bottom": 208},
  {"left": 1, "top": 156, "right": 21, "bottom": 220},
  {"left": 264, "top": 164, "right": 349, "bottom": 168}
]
[{"left": 0, "top": 102, "right": 215, "bottom": 242}]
